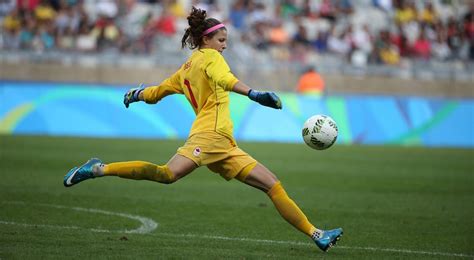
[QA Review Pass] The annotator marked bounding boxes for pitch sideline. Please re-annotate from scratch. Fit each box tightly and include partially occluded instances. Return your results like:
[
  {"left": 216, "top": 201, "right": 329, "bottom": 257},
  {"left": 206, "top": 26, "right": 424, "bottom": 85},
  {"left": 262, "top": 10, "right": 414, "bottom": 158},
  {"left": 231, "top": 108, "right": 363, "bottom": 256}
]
[{"left": 1, "top": 201, "right": 472, "bottom": 258}]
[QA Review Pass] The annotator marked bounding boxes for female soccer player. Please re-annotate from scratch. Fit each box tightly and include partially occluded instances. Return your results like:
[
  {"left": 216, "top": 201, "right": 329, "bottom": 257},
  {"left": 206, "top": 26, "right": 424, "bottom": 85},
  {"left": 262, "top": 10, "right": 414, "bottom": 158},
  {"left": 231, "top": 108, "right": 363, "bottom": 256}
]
[{"left": 64, "top": 7, "right": 342, "bottom": 252}]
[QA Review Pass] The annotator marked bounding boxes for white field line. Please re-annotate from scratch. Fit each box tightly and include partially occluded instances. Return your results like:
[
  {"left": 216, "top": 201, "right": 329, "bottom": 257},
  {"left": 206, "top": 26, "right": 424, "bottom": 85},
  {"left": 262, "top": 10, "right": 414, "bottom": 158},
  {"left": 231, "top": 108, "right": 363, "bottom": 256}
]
[
  {"left": 149, "top": 232, "right": 474, "bottom": 259},
  {"left": 2, "top": 201, "right": 473, "bottom": 258},
  {"left": 2, "top": 220, "right": 473, "bottom": 259},
  {"left": 2, "top": 201, "right": 157, "bottom": 234},
  {"left": 0, "top": 220, "right": 110, "bottom": 233}
]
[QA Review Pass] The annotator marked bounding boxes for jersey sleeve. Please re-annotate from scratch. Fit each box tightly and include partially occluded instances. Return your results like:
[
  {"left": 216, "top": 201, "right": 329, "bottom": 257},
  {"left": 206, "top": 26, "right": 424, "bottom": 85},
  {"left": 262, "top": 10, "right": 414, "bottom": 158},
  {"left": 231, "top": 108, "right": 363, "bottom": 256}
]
[
  {"left": 203, "top": 51, "right": 239, "bottom": 92},
  {"left": 142, "top": 69, "right": 184, "bottom": 104}
]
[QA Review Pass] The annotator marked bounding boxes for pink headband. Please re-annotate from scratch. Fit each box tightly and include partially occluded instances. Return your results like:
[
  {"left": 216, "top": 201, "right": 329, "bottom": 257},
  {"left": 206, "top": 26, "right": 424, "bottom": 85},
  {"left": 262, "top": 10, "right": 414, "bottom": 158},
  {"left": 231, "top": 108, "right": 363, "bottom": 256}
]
[{"left": 202, "top": 23, "right": 225, "bottom": 36}]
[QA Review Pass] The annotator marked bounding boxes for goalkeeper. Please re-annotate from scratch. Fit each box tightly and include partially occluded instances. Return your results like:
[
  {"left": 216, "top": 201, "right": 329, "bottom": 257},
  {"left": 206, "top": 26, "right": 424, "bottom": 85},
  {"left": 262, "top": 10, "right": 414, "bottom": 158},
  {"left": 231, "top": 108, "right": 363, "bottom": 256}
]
[{"left": 64, "top": 7, "right": 342, "bottom": 252}]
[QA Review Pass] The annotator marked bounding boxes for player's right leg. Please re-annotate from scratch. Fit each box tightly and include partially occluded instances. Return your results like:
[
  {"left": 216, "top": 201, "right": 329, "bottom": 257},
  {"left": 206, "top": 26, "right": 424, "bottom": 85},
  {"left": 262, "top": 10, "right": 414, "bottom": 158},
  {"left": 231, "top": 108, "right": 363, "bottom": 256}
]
[
  {"left": 312, "top": 228, "right": 343, "bottom": 252},
  {"left": 237, "top": 163, "right": 343, "bottom": 252},
  {"left": 64, "top": 154, "right": 197, "bottom": 187},
  {"left": 64, "top": 158, "right": 102, "bottom": 187}
]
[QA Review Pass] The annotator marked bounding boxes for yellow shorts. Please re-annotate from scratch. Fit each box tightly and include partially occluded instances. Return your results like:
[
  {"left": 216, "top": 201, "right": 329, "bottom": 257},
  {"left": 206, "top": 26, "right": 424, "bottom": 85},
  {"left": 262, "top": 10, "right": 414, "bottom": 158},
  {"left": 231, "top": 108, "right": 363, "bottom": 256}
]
[{"left": 177, "top": 132, "right": 257, "bottom": 180}]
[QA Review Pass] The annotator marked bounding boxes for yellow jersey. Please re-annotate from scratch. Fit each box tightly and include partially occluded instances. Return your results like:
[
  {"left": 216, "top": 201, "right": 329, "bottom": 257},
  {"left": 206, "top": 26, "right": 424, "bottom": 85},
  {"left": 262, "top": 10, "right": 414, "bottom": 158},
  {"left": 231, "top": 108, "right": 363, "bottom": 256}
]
[{"left": 142, "top": 48, "right": 239, "bottom": 141}]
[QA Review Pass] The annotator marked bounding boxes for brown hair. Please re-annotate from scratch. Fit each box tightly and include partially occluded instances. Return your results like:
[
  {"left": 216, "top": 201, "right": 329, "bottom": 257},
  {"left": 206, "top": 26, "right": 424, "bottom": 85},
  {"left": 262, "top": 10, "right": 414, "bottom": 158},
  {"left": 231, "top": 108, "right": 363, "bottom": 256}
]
[{"left": 181, "top": 6, "right": 225, "bottom": 49}]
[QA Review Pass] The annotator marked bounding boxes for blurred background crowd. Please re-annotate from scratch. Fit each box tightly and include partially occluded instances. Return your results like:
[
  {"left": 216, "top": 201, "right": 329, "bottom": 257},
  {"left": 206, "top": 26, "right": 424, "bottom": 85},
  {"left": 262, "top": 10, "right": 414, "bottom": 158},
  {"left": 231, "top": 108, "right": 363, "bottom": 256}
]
[{"left": 1, "top": 0, "right": 473, "bottom": 85}]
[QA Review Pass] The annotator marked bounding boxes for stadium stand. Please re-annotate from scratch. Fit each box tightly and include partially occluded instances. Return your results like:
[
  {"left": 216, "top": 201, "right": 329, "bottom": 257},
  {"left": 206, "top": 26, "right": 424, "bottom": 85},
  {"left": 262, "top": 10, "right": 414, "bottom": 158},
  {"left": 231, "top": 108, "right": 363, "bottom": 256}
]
[{"left": 1, "top": 0, "right": 473, "bottom": 96}]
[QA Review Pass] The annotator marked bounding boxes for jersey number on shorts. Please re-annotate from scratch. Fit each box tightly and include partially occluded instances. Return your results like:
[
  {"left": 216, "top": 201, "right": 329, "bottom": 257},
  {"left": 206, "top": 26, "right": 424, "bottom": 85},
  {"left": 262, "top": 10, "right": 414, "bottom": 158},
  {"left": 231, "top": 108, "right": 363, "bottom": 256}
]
[{"left": 184, "top": 79, "right": 198, "bottom": 109}]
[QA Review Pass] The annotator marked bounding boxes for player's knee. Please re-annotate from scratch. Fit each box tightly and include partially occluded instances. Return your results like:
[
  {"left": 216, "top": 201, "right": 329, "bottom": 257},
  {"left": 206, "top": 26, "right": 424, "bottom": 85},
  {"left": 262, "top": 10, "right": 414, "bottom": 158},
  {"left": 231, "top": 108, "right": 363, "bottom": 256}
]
[
  {"left": 264, "top": 178, "right": 279, "bottom": 193},
  {"left": 160, "top": 174, "right": 177, "bottom": 184},
  {"left": 154, "top": 165, "right": 177, "bottom": 184}
]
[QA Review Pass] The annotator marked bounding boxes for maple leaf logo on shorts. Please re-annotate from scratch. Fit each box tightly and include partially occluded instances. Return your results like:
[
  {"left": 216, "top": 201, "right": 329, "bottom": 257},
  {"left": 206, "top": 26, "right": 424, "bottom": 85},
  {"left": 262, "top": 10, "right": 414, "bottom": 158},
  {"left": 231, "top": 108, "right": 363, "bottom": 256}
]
[{"left": 193, "top": 147, "right": 201, "bottom": 157}]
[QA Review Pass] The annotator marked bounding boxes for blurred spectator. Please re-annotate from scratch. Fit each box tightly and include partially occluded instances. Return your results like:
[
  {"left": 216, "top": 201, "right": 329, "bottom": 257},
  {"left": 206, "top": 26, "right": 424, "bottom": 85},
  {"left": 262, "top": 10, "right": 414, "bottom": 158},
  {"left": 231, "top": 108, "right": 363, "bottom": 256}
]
[
  {"left": 292, "top": 23, "right": 310, "bottom": 47},
  {"left": 464, "top": 4, "right": 474, "bottom": 60},
  {"left": 2, "top": 7, "right": 21, "bottom": 49},
  {"left": 37, "top": 22, "right": 55, "bottom": 50},
  {"left": 168, "top": 0, "right": 185, "bottom": 18},
  {"left": 327, "top": 26, "right": 351, "bottom": 57},
  {"left": 3, "top": 7, "right": 21, "bottom": 32},
  {"left": 34, "top": 0, "right": 56, "bottom": 22},
  {"left": 411, "top": 27, "right": 431, "bottom": 60},
  {"left": 313, "top": 29, "right": 329, "bottom": 53},
  {"left": 136, "top": 11, "right": 156, "bottom": 54},
  {"left": 57, "top": 26, "right": 74, "bottom": 50},
  {"left": 0, "top": 0, "right": 16, "bottom": 16},
  {"left": 247, "top": 2, "right": 269, "bottom": 26},
  {"left": 119, "top": 0, "right": 149, "bottom": 52},
  {"left": 54, "top": 1, "right": 81, "bottom": 36},
  {"left": 352, "top": 24, "right": 373, "bottom": 56},
  {"left": 299, "top": 0, "right": 316, "bottom": 19},
  {"left": 394, "top": 0, "right": 417, "bottom": 25},
  {"left": 250, "top": 21, "right": 269, "bottom": 50},
  {"left": 419, "top": 2, "right": 438, "bottom": 26},
  {"left": 335, "top": 0, "right": 353, "bottom": 16},
  {"left": 268, "top": 20, "right": 289, "bottom": 45},
  {"left": 318, "top": 0, "right": 337, "bottom": 22},
  {"left": 17, "top": 0, "right": 41, "bottom": 12},
  {"left": 92, "top": 15, "right": 121, "bottom": 51},
  {"left": 446, "top": 16, "right": 463, "bottom": 59},
  {"left": 373, "top": 0, "right": 393, "bottom": 13},
  {"left": 156, "top": 7, "right": 176, "bottom": 37},
  {"left": 279, "top": 0, "right": 300, "bottom": 20},
  {"left": 374, "top": 30, "right": 400, "bottom": 65},
  {"left": 75, "top": 21, "right": 96, "bottom": 52},
  {"left": 229, "top": 0, "right": 247, "bottom": 31},
  {"left": 0, "top": 0, "right": 472, "bottom": 70},
  {"left": 96, "top": 0, "right": 118, "bottom": 19},
  {"left": 18, "top": 15, "right": 35, "bottom": 49},
  {"left": 391, "top": 24, "right": 410, "bottom": 57},
  {"left": 431, "top": 31, "right": 451, "bottom": 61},
  {"left": 296, "top": 66, "right": 325, "bottom": 95}
]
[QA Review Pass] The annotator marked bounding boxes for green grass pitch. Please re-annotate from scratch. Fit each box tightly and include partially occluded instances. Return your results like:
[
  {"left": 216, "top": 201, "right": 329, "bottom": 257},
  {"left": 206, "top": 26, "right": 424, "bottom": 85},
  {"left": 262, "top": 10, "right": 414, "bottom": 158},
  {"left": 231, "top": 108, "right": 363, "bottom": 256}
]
[{"left": 1, "top": 135, "right": 473, "bottom": 259}]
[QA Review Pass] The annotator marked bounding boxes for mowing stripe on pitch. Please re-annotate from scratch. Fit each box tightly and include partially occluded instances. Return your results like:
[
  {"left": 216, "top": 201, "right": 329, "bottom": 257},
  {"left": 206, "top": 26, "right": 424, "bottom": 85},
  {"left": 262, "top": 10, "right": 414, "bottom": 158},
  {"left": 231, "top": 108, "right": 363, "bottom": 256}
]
[
  {"left": 2, "top": 201, "right": 472, "bottom": 258},
  {"left": 2, "top": 220, "right": 472, "bottom": 258}
]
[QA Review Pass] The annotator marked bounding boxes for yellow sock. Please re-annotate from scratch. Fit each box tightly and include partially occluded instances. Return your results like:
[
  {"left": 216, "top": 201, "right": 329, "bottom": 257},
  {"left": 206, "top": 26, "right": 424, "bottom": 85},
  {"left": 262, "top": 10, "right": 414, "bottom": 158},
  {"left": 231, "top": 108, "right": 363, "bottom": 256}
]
[
  {"left": 267, "top": 181, "right": 316, "bottom": 237},
  {"left": 103, "top": 161, "right": 174, "bottom": 184}
]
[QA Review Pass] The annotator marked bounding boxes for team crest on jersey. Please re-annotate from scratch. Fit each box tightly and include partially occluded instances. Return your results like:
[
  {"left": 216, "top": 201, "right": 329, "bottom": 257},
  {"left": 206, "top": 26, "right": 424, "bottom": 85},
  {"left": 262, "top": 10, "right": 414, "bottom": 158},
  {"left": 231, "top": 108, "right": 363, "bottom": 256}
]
[
  {"left": 184, "top": 61, "right": 192, "bottom": 70},
  {"left": 193, "top": 147, "right": 201, "bottom": 157}
]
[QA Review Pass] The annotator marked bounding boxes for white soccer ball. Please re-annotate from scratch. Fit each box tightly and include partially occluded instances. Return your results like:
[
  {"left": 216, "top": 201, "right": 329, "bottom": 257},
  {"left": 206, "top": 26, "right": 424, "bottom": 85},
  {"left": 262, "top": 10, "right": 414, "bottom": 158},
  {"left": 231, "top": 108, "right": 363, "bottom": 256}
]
[{"left": 302, "top": 115, "right": 338, "bottom": 150}]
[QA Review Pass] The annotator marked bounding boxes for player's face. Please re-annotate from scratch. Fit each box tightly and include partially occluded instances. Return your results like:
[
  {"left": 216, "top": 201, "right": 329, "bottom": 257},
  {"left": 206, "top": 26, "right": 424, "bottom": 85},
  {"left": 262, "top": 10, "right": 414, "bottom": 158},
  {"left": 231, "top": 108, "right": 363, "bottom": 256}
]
[{"left": 202, "top": 29, "right": 227, "bottom": 53}]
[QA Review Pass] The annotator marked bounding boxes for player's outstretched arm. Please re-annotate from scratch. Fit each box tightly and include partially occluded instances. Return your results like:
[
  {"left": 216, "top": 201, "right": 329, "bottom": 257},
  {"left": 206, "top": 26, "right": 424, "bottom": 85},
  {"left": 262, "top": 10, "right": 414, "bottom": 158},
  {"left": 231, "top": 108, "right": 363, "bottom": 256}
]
[
  {"left": 123, "top": 83, "right": 145, "bottom": 108},
  {"left": 232, "top": 81, "right": 282, "bottom": 109}
]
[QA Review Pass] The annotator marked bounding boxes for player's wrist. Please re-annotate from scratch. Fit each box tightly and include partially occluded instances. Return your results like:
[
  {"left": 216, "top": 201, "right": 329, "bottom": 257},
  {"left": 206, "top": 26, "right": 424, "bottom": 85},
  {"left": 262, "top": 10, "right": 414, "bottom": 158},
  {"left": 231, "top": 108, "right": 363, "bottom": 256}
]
[
  {"left": 248, "top": 89, "right": 259, "bottom": 101},
  {"left": 133, "top": 88, "right": 144, "bottom": 101}
]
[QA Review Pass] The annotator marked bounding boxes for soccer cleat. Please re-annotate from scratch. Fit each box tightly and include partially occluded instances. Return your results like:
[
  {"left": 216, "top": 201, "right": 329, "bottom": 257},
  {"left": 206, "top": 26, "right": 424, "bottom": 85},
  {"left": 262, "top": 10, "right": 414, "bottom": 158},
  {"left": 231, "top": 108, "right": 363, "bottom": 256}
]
[
  {"left": 64, "top": 158, "right": 102, "bottom": 187},
  {"left": 313, "top": 228, "right": 343, "bottom": 252}
]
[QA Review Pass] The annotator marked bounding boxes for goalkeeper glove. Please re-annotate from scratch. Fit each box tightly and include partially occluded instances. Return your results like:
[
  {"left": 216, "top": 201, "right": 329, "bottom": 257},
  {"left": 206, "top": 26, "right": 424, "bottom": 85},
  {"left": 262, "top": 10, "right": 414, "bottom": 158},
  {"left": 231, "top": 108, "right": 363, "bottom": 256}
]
[
  {"left": 124, "top": 83, "right": 145, "bottom": 108},
  {"left": 248, "top": 89, "right": 282, "bottom": 109}
]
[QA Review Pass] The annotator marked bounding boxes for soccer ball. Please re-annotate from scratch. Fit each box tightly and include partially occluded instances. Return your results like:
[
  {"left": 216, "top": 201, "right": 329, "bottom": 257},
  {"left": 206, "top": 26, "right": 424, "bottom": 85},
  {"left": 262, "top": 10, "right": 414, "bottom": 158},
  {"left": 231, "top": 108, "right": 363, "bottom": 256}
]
[{"left": 302, "top": 115, "right": 338, "bottom": 150}]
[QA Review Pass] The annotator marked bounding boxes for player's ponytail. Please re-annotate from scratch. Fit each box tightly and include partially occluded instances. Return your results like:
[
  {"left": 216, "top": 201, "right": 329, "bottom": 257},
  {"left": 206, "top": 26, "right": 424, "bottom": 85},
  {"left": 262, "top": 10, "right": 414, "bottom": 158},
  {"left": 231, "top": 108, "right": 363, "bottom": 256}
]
[{"left": 181, "top": 6, "right": 224, "bottom": 49}]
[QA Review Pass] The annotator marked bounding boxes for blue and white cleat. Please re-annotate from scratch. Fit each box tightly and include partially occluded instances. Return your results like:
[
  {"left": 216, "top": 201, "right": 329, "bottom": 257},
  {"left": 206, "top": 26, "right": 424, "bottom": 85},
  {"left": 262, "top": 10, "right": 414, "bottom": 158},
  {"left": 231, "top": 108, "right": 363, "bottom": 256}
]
[
  {"left": 64, "top": 158, "right": 102, "bottom": 187},
  {"left": 313, "top": 228, "right": 343, "bottom": 252}
]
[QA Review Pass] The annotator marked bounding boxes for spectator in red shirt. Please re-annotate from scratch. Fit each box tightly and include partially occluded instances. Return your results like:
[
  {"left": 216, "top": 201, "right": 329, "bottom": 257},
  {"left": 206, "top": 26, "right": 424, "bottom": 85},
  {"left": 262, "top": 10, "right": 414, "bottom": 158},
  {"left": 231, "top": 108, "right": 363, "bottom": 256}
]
[
  {"left": 17, "top": 0, "right": 40, "bottom": 12},
  {"left": 411, "top": 28, "right": 431, "bottom": 59},
  {"left": 156, "top": 8, "right": 176, "bottom": 37}
]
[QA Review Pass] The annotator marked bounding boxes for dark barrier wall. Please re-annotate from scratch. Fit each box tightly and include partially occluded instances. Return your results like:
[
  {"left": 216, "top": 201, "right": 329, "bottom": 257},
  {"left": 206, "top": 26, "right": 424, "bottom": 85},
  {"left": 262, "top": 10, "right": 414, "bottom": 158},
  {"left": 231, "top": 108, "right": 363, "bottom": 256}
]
[{"left": 1, "top": 62, "right": 473, "bottom": 98}]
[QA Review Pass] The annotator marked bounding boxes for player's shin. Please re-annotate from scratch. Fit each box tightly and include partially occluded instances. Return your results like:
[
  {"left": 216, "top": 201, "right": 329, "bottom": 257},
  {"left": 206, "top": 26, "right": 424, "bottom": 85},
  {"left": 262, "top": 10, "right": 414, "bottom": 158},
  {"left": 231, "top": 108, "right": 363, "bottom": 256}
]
[
  {"left": 267, "top": 181, "right": 317, "bottom": 237},
  {"left": 103, "top": 161, "right": 175, "bottom": 183}
]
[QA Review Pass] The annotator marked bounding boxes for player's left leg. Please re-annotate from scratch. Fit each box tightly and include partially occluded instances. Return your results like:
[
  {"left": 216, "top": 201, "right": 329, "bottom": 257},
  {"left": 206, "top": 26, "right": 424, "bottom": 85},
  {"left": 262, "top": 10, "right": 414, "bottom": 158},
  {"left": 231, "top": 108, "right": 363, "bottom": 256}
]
[
  {"left": 64, "top": 154, "right": 197, "bottom": 187},
  {"left": 236, "top": 163, "right": 343, "bottom": 252},
  {"left": 100, "top": 154, "right": 197, "bottom": 183}
]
